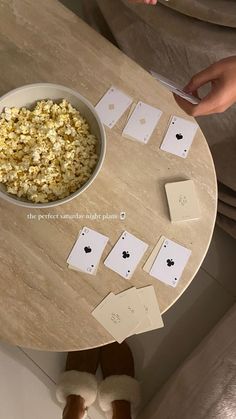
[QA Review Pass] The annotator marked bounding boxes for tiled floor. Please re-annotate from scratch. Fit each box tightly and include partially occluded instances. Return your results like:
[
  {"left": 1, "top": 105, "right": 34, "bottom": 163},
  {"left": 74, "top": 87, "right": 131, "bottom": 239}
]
[
  {"left": 0, "top": 342, "right": 61, "bottom": 419},
  {"left": 202, "top": 226, "right": 236, "bottom": 296},
  {"left": 0, "top": 225, "right": 235, "bottom": 418},
  {"left": 0, "top": 343, "right": 104, "bottom": 419}
]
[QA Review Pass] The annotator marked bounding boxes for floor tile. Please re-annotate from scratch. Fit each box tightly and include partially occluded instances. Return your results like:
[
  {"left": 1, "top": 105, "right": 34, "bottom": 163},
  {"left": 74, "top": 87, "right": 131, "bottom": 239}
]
[
  {"left": 202, "top": 225, "right": 236, "bottom": 296},
  {"left": 20, "top": 348, "right": 66, "bottom": 383},
  {"left": 1, "top": 342, "right": 105, "bottom": 419},
  {"left": 0, "top": 342, "right": 61, "bottom": 419}
]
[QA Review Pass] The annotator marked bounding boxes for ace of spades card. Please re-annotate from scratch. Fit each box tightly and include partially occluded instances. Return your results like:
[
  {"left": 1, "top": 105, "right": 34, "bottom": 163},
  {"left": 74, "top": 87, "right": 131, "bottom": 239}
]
[
  {"left": 67, "top": 227, "right": 109, "bottom": 275},
  {"left": 160, "top": 116, "right": 198, "bottom": 158}
]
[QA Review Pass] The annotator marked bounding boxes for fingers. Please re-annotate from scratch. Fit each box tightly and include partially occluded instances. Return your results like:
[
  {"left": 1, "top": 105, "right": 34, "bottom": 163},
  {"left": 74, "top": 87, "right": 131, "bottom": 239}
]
[
  {"left": 173, "top": 57, "right": 236, "bottom": 116},
  {"left": 184, "top": 64, "right": 220, "bottom": 94},
  {"left": 173, "top": 93, "right": 219, "bottom": 117},
  {"left": 173, "top": 82, "right": 230, "bottom": 116},
  {"left": 173, "top": 95, "right": 196, "bottom": 116}
]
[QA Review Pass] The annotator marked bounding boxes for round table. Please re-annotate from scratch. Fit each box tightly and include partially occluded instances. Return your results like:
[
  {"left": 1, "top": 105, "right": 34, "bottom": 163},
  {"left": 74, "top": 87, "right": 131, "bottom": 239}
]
[{"left": 0, "top": 0, "right": 217, "bottom": 351}]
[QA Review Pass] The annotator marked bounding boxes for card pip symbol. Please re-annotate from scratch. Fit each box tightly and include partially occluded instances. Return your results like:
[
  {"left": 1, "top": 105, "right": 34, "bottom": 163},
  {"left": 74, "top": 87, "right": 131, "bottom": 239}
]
[
  {"left": 179, "top": 194, "right": 187, "bottom": 206},
  {"left": 120, "top": 211, "right": 126, "bottom": 220},
  {"left": 167, "top": 258, "right": 174, "bottom": 267},
  {"left": 122, "top": 251, "right": 130, "bottom": 259},
  {"left": 176, "top": 133, "right": 183, "bottom": 140},
  {"left": 111, "top": 313, "right": 121, "bottom": 324},
  {"left": 84, "top": 246, "right": 92, "bottom": 254},
  {"left": 128, "top": 305, "right": 135, "bottom": 314},
  {"left": 108, "top": 103, "right": 115, "bottom": 110},
  {"left": 139, "top": 118, "right": 146, "bottom": 125}
]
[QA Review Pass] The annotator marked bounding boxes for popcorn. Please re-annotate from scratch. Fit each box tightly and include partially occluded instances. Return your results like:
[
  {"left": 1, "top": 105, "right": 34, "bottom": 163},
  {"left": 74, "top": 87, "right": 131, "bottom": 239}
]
[{"left": 0, "top": 100, "right": 98, "bottom": 203}]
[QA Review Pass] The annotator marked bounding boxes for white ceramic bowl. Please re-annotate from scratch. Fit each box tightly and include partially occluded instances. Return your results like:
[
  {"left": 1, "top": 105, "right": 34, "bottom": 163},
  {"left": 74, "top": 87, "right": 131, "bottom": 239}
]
[{"left": 0, "top": 83, "right": 106, "bottom": 208}]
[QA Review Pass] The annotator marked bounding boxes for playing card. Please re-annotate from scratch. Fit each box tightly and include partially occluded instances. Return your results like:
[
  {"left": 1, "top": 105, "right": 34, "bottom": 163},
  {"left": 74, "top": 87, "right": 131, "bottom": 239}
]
[
  {"left": 150, "top": 70, "right": 200, "bottom": 105},
  {"left": 165, "top": 180, "right": 200, "bottom": 222},
  {"left": 160, "top": 116, "right": 198, "bottom": 158},
  {"left": 117, "top": 287, "right": 146, "bottom": 327},
  {"left": 104, "top": 231, "right": 149, "bottom": 280},
  {"left": 143, "top": 235, "right": 166, "bottom": 273},
  {"left": 149, "top": 238, "right": 192, "bottom": 287},
  {"left": 68, "top": 230, "right": 99, "bottom": 275},
  {"left": 68, "top": 264, "right": 99, "bottom": 275},
  {"left": 92, "top": 292, "right": 140, "bottom": 343},
  {"left": 126, "top": 102, "right": 137, "bottom": 122},
  {"left": 67, "top": 227, "right": 109, "bottom": 275},
  {"left": 135, "top": 286, "right": 164, "bottom": 334},
  {"left": 122, "top": 101, "right": 162, "bottom": 144},
  {"left": 95, "top": 86, "right": 132, "bottom": 128}
]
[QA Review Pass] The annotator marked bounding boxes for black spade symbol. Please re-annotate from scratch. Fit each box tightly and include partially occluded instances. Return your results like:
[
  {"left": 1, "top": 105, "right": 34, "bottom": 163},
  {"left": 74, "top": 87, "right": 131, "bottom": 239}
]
[
  {"left": 167, "top": 258, "right": 174, "bottom": 267},
  {"left": 176, "top": 133, "right": 183, "bottom": 140},
  {"left": 122, "top": 251, "right": 130, "bottom": 259},
  {"left": 84, "top": 246, "right": 92, "bottom": 254}
]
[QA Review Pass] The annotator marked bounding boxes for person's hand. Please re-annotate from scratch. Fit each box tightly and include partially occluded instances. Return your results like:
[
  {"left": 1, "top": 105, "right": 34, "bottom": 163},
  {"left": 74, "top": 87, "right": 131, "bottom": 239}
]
[
  {"left": 128, "top": 0, "right": 158, "bottom": 5},
  {"left": 174, "top": 56, "right": 236, "bottom": 116}
]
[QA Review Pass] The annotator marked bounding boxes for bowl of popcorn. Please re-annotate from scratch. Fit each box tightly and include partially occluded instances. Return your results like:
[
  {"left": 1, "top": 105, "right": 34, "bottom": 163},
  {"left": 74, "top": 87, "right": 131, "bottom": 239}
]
[{"left": 0, "top": 83, "right": 106, "bottom": 208}]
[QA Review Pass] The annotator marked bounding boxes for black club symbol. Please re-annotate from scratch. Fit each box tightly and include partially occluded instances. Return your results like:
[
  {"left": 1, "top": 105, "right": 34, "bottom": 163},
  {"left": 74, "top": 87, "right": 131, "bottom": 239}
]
[
  {"left": 167, "top": 259, "right": 174, "bottom": 267},
  {"left": 122, "top": 251, "right": 130, "bottom": 259}
]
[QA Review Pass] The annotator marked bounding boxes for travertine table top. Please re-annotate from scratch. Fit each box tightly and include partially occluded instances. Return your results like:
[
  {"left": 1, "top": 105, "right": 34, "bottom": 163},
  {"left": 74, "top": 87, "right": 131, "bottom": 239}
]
[{"left": 0, "top": 0, "right": 217, "bottom": 351}]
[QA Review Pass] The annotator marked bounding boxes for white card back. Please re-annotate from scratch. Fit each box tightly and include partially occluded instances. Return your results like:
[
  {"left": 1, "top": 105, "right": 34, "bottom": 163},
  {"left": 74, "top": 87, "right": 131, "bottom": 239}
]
[
  {"left": 143, "top": 235, "right": 166, "bottom": 273},
  {"left": 117, "top": 287, "right": 146, "bottom": 326},
  {"left": 92, "top": 292, "right": 140, "bottom": 343},
  {"left": 165, "top": 180, "right": 200, "bottom": 222},
  {"left": 136, "top": 286, "right": 164, "bottom": 333}
]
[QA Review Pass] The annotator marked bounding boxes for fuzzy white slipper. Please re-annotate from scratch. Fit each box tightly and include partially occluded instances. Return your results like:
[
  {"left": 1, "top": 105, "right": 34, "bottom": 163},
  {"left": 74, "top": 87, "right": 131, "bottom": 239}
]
[
  {"left": 56, "top": 370, "right": 98, "bottom": 408},
  {"left": 98, "top": 375, "right": 141, "bottom": 419}
]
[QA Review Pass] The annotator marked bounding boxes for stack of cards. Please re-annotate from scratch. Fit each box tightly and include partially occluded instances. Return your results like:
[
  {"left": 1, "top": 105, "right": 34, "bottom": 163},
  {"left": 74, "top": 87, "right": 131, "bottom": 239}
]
[
  {"left": 92, "top": 285, "right": 164, "bottom": 343},
  {"left": 165, "top": 180, "right": 200, "bottom": 222},
  {"left": 143, "top": 236, "right": 192, "bottom": 288},
  {"left": 67, "top": 227, "right": 109, "bottom": 275},
  {"left": 122, "top": 101, "right": 162, "bottom": 144},
  {"left": 150, "top": 70, "right": 200, "bottom": 105}
]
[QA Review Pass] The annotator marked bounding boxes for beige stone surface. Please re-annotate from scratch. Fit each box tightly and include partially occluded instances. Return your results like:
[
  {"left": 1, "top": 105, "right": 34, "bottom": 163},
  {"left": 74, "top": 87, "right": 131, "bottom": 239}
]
[{"left": 0, "top": 0, "right": 217, "bottom": 351}]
